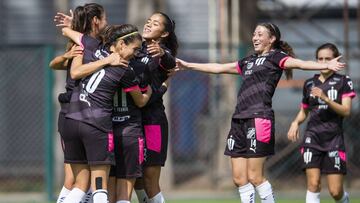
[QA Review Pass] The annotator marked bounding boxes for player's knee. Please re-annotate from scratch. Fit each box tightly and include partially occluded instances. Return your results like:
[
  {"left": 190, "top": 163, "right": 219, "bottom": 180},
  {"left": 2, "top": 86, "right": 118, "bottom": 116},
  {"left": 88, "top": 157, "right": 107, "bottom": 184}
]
[
  {"left": 232, "top": 175, "right": 247, "bottom": 186},
  {"left": 329, "top": 188, "right": 343, "bottom": 200},
  {"left": 247, "top": 175, "right": 263, "bottom": 186},
  {"left": 307, "top": 181, "right": 321, "bottom": 192}
]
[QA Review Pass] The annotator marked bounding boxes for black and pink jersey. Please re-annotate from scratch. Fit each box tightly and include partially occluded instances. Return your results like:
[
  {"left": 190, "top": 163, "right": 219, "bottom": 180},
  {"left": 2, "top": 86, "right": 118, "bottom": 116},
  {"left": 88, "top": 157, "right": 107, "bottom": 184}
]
[
  {"left": 66, "top": 34, "right": 140, "bottom": 132},
  {"left": 58, "top": 58, "right": 76, "bottom": 114},
  {"left": 301, "top": 73, "right": 356, "bottom": 151},
  {"left": 233, "top": 49, "right": 289, "bottom": 119},
  {"left": 139, "top": 44, "right": 175, "bottom": 122}
]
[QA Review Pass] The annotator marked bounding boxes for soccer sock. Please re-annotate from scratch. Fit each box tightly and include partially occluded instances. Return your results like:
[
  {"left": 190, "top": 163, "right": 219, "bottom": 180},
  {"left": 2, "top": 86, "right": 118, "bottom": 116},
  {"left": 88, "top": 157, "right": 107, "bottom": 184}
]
[
  {"left": 306, "top": 190, "right": 320, "bottom": 203},
  {"left": 148, "top": 192, "right": 165, "bottom": 203},
  {"left": 56, "top": 186, "right": 71, "bottom": 203},
  {"left": 92, "top": 189, "right": 108, "bottom": 203},
  {"left": 116, "top": 201, "right": 131, "bottom": 203},
  {"left": 135, "top": 189, "right": 149, "bottom": 203},
  {"left": 63, "top": 187, "right": 86, "bottom": 203},
  {"left": 81, "top": 189, "right": 93, "bottom": 203},
  {"left": 255, "top": 181, "right": 275, "bottom": 203},
  {"left": 336, "top": 191, "right": 349, "bottom": 203},
  {"left": 238, "top": 183, "right": 255, "bottom": 203}
]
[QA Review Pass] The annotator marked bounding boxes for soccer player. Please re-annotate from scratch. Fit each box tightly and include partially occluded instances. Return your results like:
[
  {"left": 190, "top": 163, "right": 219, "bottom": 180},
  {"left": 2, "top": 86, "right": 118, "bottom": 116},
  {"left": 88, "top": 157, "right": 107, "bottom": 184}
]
[
  {"left": 52, "top": 3, "right": 108, "bottom": 202},
  {"left": 61, "top": 24, "right": 152, "bottom": 203},
  {"left": 287, "top": 43, "right": 355, "bottom": 203},
  {"left": 176, "top": 23, "right": 345, "bottom": 203},
  {"left": 131, "top": 12, "right": 178, "bottom": 203}
]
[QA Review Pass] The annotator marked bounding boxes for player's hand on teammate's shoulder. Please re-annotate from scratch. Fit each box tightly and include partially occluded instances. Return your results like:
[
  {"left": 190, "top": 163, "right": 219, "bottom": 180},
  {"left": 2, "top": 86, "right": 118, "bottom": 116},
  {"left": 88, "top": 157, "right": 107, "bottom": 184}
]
[{"left": 63, "top": 45, "right": 83, "bottom": 59}]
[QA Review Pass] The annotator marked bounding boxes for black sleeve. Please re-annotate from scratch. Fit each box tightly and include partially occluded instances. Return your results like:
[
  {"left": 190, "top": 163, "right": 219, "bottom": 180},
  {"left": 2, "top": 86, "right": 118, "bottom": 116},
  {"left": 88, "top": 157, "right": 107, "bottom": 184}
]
[
  {"left": 270, "top": 50, "right": 289, "bottom": 69},
  {"left": 120, "top": 69, "right": 140, "bottom": 92},
  {"left": 146, "top": 85, "right": 168, "bottom": 106},
  {"left": 159, "top": 48, "right": 176, "bottom": 70},
  {"left": 81, "top": 34, "right": 100, "bottom": 52},
  {"left": 301, "top": 79, "right": 312, "bottom": 109}
]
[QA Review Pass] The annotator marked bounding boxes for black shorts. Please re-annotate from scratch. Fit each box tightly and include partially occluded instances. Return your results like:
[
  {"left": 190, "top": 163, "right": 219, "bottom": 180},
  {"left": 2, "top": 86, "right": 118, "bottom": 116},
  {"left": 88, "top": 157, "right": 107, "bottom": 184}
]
[
  {"left": 58, "top": 112, "right": 66, "bottom": 152},
  {"left": 224, "top": 117, "right": 275, "bottom": 158},
  {"left": 143, "top": 121, "right": 168, "bottom": 167},
  {"left": 61, "top": 118, "right": 115, "bottom": 165},
  {"left": 111, "top": 122, "right": 145, "bottom": 179},
  {"left": 301, "top": 147, "right": 347, "bottom": 174}
]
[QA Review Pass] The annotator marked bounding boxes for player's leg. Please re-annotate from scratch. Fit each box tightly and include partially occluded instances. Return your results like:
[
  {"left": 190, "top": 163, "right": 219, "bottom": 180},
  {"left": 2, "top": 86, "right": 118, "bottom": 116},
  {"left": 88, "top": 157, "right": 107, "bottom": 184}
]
[
  {"left": 134, "top": 178, "right": 149, "bottom": 203},
  {"left": 327, "top": 174, "right": 348, "bottom": 202},
  {"left": 56, "top": 163, "right": 74, "bottom": 203},
  {"left": 90, "top": 165, "right": 110, "bottom": 203},
  {"left": 63, "top": 164, "right": 90, "bottom": 203},
  {"left": 231, "top": 157, "right": 255, "bottom": 203},
  {"left": 144, "top": 166, "right": 164, "bottom": 203},
  {"left": 247, "top": 157, "right": 274, "bottom": 203},
  {"left": 108, "top": 168, "right": 117, "bottom": 203},
  {"left": 305, "top": 168, "right": 321, "bottom": 203},
  {"left": 116, "top": 178, "right": 136, "bottom": 202}
]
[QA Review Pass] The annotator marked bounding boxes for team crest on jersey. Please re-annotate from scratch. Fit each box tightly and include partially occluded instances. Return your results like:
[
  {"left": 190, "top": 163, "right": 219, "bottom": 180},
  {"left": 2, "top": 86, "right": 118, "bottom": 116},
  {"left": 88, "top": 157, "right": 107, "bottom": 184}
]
[
  {"left": 246, "top": 62, "right": 254, "bottom": 69},
  {"left": 227, "top": 135, "right": 235, "bottom": 151},
  {"left": 303, "top": 148, "right": 312, "bottom": 164},
  {"left": 141, "top": 57, "right": 150, "bottom": 64}
]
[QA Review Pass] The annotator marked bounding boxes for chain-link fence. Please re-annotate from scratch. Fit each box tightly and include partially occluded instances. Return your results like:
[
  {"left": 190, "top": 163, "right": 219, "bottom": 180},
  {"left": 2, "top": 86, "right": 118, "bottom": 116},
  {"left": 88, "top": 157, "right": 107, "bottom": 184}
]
[{"left": 0, "top": 45, "right": 53, "bottom": 192}]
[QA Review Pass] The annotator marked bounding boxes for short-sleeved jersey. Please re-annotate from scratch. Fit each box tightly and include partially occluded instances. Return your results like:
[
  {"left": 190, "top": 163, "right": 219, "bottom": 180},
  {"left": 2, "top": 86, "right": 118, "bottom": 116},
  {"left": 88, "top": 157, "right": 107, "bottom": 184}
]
[
  {"left": 66, "top": 35, "right": 139, "bottom": 132},
  {"left": 137, "top": 43, "right": 175, "bottom": 123},
  {"left": 232, "top": 49, "right": 289, "bottom": 119},
  {"left": 301, "top": 73, "right": 356, "bottom": 151}
]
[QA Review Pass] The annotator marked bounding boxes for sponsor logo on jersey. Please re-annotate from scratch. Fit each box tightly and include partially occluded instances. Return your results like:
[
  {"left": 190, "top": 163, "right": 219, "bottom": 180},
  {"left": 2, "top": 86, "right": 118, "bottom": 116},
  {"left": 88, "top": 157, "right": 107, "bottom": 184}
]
[
  {"left": 327, "top": 86, "right": 338, "bottom": 101},
  {"left": 141, "top": 57, "right": 150, "bottom": 64},
  {"left": 328, "top": 81, "right": 337, "bottom": 85},
  {"left": 255, "top": 57, "right": 266, "bottom": 66},
  {"left": 305, "top": 137, "right": 311, "bottom": 144},
  {"left": 333, "top": 77, "right": 341, "bottom": 81},
  {"left": 227, "top": 135, "right": 235, "bottom": 151}
]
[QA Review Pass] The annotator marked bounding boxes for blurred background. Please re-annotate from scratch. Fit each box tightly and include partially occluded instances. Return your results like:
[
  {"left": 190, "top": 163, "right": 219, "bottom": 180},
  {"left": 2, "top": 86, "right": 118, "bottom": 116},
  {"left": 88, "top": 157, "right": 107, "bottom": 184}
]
[{"left": 0, "top": 0, "right": 360, "bottom": 202}]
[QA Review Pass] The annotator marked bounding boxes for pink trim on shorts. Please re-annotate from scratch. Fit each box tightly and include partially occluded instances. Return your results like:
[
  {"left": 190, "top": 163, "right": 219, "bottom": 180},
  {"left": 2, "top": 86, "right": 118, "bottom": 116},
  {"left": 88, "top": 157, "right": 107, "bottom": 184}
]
[
  {"left": 342, "top": 92, "right": 356, "bottom": 99},
  {"left": 279, "top": 56, "right": 290, "bottom": 69},
  {"left": 138, "top": 138, "right": 144, "bottom": 164},
  {"left": 254, "top": 118, "right": 271, "bottom": 143},
  {"left": 236, "top": 63, "right": 242, "bottom": 75},
  {"left": 123, "top": 85, "right": 140, "bottom": 92},
  {"left": 108, "top": 132, "right": 114, "bottom": 152},
  {"left": 300, "top": 147, "right": 304, "bottom": 154},
  {"left": 301, "top": 102, "right": 309, "bottom": 109},
  {"left": 79, "top": 34, "right": 84, "bottom": 49},
  {"left": 338, "top": 151, "right": 346, "bottom": 161},
  {"left": 144, "top": 125, "right": 162, "bottom": 152}
]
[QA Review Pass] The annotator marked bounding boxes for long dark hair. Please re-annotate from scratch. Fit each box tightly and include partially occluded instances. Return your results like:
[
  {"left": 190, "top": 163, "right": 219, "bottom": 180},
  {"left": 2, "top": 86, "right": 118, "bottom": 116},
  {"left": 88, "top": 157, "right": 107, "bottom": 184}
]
[
  {"left": 155, "top": 12, "right": 178, "bottom": 57},
  {"left": 72, "top": 3, "right": 105, "bottom": 35},
  {"left": 102, "top": 24, "right": 142, "bottom": 51},
  {"left": 259, "top": 22, "right": 294, "bottom": 80},
  {"left": 315, "top": 43, "right": 340, "bottom": 59}
]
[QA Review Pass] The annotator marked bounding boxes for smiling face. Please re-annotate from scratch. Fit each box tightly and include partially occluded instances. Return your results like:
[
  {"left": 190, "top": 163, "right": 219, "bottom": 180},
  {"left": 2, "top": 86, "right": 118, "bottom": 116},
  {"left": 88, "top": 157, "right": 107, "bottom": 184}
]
[
  {"left": 252, "top": 25, "right": 276, "bottom": 55},
  {"left": 113, "top": 38, "right": 142, "bottom": 61},
  {"left": 142, "top": 13, "right": 169, "bottom": 42},
  {"left": 317, "top": 48, "right": 335, "bottom": 75}
]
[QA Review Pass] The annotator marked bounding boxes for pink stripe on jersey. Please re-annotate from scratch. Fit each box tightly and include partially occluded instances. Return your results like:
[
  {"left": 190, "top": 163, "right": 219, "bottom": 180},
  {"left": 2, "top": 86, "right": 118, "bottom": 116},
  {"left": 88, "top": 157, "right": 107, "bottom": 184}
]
[
  {"left": 236, "top": 62, "right": 242, "bottom": 75},
  {"left": 79, "top": 34, "right": 84, "bottom": 49},
  {"left": 301, "top": 103, "right": 309, "bottom": 109},
  {"left": 108, "top": 132, "right": 114, "bottom": 152},
  {"left": 138, "top": 138, "right": 144, "bottom": 164},
  {"left": 123, "top": 85, "right": 140, "bottom": 92},
  {"left": 254, "top": 118, "right": 271, "bottom": 143},
  {"left": 342, "top": 91, "right": 356, "bottom": 99},
  {"left": 144, "top": 125, "right": 162, "bottom": 153},
  {"left": 338, "top": 151, "right": 346, "bottom": 161},
  {"left": 279, "top": 56, "right": 290, "bottom": 69},
  {"left": 140, "top": 86, "right": 149, "bottom": 92}
]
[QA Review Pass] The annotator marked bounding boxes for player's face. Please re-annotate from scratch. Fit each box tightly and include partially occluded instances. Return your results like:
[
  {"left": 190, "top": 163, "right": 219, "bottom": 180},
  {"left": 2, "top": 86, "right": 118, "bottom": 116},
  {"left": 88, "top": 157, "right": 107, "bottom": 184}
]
[
  {"left": 142, "top": 13, "right": 169, "bottom": 41},
  {"left": 98, "top": 12, "right": 108, "bottom": 32},
  {"left": 317, "top": 48, "right": 334, "bottom": 74},
  {"left": 115, "top": 39, "right": 142, "bottom": 61},
  {"left": 252, "top": 25, "right": 275, "bottom": 55}
]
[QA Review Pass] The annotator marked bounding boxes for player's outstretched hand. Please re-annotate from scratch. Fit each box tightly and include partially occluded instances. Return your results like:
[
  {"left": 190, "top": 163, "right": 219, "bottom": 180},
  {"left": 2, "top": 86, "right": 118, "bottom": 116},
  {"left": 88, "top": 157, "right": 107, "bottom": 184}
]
[
  {"left": 327, "top": 55, "right": 345, "bottom": 72},
  {"left": 54, "top": 10, "right": 73, "bottom": 27}
]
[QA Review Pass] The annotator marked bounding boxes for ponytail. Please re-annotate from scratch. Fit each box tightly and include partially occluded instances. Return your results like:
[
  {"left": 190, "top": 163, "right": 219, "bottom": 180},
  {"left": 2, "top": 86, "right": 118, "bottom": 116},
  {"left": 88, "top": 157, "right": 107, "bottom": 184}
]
[
  {"left": 279, "top": 40, "right": 294, "bottom": 80},
  {"left": 156, "top": 12, "right": 179, "bottom": 56}
]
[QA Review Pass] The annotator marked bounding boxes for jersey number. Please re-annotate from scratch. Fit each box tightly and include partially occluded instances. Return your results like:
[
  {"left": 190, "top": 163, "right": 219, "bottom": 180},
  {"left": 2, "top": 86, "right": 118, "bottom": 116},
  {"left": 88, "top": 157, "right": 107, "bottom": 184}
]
[{"left": 86, "top": 69, "right": 105, "bottom": 93}]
